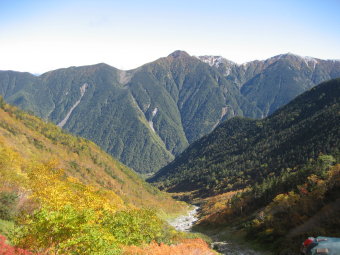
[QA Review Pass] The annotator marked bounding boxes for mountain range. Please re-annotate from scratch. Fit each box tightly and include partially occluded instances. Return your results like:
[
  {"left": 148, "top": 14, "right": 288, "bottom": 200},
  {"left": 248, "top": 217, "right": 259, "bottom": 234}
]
[
  {"left": 1, "top": 51, "right": 339, "bottom": 174},
  {"left": 149, "top": 78, "right": 340, "bottom": 198}
]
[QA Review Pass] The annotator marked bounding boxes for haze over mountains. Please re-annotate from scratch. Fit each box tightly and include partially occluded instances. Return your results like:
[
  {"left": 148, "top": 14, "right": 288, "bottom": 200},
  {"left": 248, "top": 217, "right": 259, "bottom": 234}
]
[{"left": 0, "top": 51, "right": 339, "bottom": 174}]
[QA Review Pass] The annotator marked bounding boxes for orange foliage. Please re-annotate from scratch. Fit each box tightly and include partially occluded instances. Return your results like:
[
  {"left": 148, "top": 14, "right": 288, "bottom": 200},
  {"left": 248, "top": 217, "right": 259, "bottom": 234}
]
[
  {"left": 198, "top": 190, "right": 242, "bottom": 225},
  {"left": 123, "top": 239, "right": 216, "bottom": 255}
]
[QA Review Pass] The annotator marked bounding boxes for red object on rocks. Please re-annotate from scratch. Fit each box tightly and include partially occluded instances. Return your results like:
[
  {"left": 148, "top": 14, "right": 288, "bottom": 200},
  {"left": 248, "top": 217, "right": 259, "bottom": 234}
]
[{"left": 303, "top": 238, "right": 315, "bottom": 247}]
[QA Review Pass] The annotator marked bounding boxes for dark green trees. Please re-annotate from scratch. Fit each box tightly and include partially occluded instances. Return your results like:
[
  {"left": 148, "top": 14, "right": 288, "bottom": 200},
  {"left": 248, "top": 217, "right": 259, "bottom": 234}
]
[{"left": 149, "top": 79, "right": 340, "bottom": 197}]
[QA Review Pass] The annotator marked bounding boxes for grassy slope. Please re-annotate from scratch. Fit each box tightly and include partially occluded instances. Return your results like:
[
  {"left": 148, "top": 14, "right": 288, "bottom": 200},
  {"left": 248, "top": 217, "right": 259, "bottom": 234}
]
[
  {"left": 0, "top": 98, "right": 186, "bottom": 214},
  {"left": 0, "top": 99, "right": 222, "bottom": 255}
]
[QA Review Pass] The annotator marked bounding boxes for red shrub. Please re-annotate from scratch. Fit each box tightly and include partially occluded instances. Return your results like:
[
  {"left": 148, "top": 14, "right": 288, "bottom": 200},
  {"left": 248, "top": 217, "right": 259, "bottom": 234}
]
[
  {"left": 123, "top": 238, "right": 216, "bottom": 255},
  {"left": 0, "top": 235, "right": 35, "bottom": 255}
]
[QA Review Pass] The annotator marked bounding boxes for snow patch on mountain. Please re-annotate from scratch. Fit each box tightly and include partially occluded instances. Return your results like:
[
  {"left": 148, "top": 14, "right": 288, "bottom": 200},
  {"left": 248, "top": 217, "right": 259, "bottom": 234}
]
[
  {"left": 198, "top": 56, "right": 237, "bottom": 75},
  {"left": 57, "top": 83, "right": 88, "bottom": 128},
  {"left": 199, "top": 55, "right": 224, "bottom": 67},
  {"left": 270, "top": 53, "right": 318, "bottom": 65},
  {"left": 198, "top": 53, "right": 339, "bottom": 73},
  {"left": 302, "top": 56, "right": 318, "bottom": 69}
]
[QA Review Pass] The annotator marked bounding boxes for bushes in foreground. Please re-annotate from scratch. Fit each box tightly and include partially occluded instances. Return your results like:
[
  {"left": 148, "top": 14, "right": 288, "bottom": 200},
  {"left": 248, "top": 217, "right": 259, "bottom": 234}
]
[
  {"left": 0, "top": 235, "right": 35, "bottom": 255},
  {"left": 123, "top": 238, "right": 216, "bottom": 255}
]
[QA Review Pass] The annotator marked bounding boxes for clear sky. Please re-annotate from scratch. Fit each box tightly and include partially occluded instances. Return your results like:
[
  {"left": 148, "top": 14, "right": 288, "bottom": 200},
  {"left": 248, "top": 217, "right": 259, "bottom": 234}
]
[{"left": 1, "top": 0, "right": 340, "bottom": 74}]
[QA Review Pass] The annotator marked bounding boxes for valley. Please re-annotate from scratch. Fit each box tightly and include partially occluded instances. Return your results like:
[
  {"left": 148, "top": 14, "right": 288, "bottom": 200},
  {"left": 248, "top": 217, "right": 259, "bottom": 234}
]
[
  {"left": 2, "top": 1, "right": 340, "bottom": 254},
  {"left": 0, "top": 56, "right": 339, "bottom": 255},
  {"left": 169, "top": 206, "right": 269, "bottom": 255},
  {"left": 150, "top": 78, "right": 340, "bottom": 254}
]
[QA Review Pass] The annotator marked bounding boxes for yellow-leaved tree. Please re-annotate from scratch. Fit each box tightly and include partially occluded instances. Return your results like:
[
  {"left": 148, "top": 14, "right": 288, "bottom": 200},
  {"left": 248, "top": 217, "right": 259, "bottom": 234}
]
[{"left": 14, "top": 160, "right": 169, "bottom": 255}]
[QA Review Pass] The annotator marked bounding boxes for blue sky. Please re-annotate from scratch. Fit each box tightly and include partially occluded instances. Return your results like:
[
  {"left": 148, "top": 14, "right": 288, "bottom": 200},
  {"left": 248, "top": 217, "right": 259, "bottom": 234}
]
[{"left": 1, "top": 0, "right": 339, "bottom": 73}]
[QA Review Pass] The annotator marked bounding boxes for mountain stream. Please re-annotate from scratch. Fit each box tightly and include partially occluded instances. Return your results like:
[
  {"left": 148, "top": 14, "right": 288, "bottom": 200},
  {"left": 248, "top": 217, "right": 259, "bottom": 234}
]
[
  {"left": 168, "top": 206, "right": 267, "bottom": 255},
  {"left": 168, "top": 206, "right": 199, "bottom": 232}
]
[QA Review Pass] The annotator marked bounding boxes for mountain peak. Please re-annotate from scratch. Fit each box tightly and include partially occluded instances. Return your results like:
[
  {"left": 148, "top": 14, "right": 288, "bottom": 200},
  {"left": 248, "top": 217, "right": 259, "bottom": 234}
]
[
  {"left": 198, "top": 55, "right": 237, "bottom": 68},
  {"left": 270, "top": 52, "right": 313, "bottom": 61},
  {"left": 266, "top": 53, "right": 322, "bottom": 69},
  {"left": 167, "top": 50, "right": 190, "bottom": 58}
]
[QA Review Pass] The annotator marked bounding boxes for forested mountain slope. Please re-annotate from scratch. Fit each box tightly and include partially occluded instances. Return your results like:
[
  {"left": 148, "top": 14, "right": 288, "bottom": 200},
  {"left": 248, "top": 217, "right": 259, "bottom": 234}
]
[
  {"left": 1, "top": 52, "right": 339, "bottom": 174},
  {"left": 149, "top": 78, "right": 340, "bottom": 197},
  {"left": 200, "top": 53, "right": 340, "bottom": 116},
  {"left": 0, "top": 97, "right": 182, "bottom": 210},
  {"left": 0, "top": 64, "right": 175, "bottom": 173},
  {"left": 0, "top": 51, "right": 260, "bottom": 173}
]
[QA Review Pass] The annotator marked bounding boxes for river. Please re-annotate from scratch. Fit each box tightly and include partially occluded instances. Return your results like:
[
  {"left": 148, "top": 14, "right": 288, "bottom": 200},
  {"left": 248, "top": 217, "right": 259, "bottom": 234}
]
[
  {"left": 168, "top": 206, "right": 268, "bottom": 255},
  {"left": 168, "top": 206, "right": 199, "bottom": 232}
]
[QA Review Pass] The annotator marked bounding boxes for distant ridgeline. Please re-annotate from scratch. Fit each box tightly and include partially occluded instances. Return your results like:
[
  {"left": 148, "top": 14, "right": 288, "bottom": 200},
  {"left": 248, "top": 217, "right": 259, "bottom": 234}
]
[
  {"left": 149, "top": 79, "right": 340, "bottom": 253},
  {"left": 0, "top": 51, "right": 339, "bottom": 174}
]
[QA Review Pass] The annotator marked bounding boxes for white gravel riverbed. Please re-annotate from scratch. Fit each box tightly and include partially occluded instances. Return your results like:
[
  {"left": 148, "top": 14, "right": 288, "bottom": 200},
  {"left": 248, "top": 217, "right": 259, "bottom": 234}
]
[
  {"left": 167, "top": 206, "right": 199, "bottom": 232},
  {"left": 168, "top": 206, "right": 269, "bottom": 254}
]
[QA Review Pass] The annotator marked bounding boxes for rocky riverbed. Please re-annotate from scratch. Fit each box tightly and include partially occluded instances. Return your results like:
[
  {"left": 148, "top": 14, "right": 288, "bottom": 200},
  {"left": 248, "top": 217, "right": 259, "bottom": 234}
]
[
  {"left": 168, "top": 206, "right": 269, "bottom": 255},
  {"left": 167, "top": 206, "right": 199, "bottom": 232},
  {"left": 211, "top": 241, "right": 267, "bottom": 255}
]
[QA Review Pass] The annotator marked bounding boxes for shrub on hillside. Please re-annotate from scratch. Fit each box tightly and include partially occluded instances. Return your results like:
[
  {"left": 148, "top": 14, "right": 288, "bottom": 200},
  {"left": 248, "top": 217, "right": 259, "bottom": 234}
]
[
  {"left": 0, "top": 235, "right": 35, "bottom": 255},
  {"left": 123, "top": 238, "right": 216, "bottom": 255}
]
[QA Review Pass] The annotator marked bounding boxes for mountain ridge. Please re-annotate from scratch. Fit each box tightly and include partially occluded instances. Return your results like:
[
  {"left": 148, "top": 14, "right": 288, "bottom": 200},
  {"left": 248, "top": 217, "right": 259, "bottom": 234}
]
[
  {"left": 7, "top": 51, "right": 339, "bottom": 76},
  {"left": 148, "top": 78, "right": 340, "bottom": 197},
  {"left": 0, "top": 51, "right": 339, "bottom": 174}
]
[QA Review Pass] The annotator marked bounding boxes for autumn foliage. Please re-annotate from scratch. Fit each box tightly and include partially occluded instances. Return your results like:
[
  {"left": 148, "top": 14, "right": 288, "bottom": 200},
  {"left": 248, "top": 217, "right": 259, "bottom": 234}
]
[
  {"left": 0, "top": 99, "right": 186, "bottom": 213},
  {"left": 2, "top": 156, "right": 169, "bottom": 254},
  {"left": 123, "top": 238, "right": 216, "bottom": 255},
  {"left": 0, "top": 235, "right": 35, "bottom": 255},
  {"left": 0, "top": 101, "right": 212, "bottom": 254},
  {"left": 197, "top": 155, "right": 340, "bottom": 253}
]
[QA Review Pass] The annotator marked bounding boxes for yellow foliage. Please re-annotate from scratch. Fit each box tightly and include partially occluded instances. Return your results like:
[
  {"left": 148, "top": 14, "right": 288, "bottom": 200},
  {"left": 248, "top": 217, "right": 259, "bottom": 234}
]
[
  {"left": 25, "top": 160, "right": 124, "bottom": 213},
  {"left": 0, "top": 103, "right": 185, "bottom": 215},
  {"left": 271, "top": 191, "right": 300, "bottom": 209},
  {"left": 252, "top": 218, "right": 262, "bottom": 227},
  {"left": 265, "top": 228, "right": 274, "bottom": 234},
  {"left": 0, "top": 102, "right": 191, "bottom": 254},
  {"left": 0, "top": 139, "right": 28, "bottom": 188},
  {"left": 327, "top": 164, "right": 340, "bottom": 185}
]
